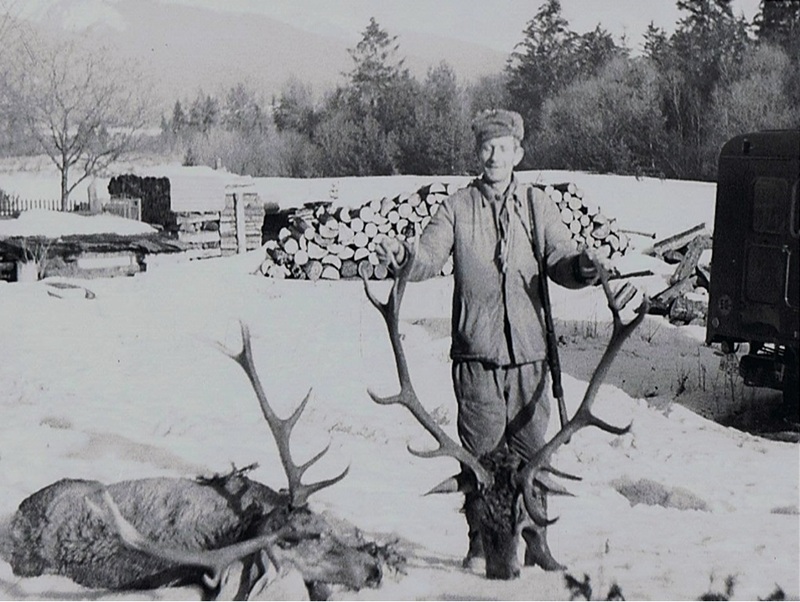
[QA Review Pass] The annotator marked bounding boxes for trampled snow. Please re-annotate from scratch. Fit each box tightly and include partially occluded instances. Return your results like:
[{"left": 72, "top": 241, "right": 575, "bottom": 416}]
[{"left": 0, "top": 168, "right": 796, "bottom": 600}]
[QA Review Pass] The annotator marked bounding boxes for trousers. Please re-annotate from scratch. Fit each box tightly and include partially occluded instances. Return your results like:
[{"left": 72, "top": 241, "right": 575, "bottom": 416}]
[
  {"left": 453, "top": 359, "right": 552, "bottom": 562},
  {"left": 452, "top": 359, "right": 550, "bottom": 461}
]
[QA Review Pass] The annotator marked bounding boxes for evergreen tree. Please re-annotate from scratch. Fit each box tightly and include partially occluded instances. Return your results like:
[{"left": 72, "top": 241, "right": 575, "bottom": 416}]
[
  {"left": 345, "top": 17, "right": 408, "bottom": 114},
  {"left": 170, "top": 100, "right": 187, "bottom": 135},
  {"left": 643, "top": 0, "right": 753, "bottom": 178},
  {"left": 189, "top": 93, "right": 219, "bottom": 134},
  {"left": 223, "top": 83, "right": 267, "bottom": 134},
  {"left": 579, "top": 25, "right": 627, "bottom": 69},
  {"left": 395, "top": 62, "right": 472, "bottom": 175},
  {"left": 506, "top": 0, "right": 624, "bottom": 169},
  {"left": 505, "top": 0, "right": 575, "bottom": 133},
  {"left": 754, "top": 0, "right": 800, "bottom": 113},
  {"left": 273, "top": 78, "right": 317, "bottom": 136},
  {"left": 313, "top": 17, "right": 414, "bottom": 175},
  {"left": 754, "top": 0, "right": 800, "bottom": 57}
]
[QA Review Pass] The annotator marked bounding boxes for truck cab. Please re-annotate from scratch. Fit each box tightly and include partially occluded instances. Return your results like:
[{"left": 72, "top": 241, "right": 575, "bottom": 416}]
[{"left": 706, "top": 130, "right": 799, "bottom": 411}]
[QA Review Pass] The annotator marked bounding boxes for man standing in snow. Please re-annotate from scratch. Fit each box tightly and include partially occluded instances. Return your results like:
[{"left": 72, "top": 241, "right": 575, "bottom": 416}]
[{"left": 376, "top": 109, "right": 605, "bottom": 572}]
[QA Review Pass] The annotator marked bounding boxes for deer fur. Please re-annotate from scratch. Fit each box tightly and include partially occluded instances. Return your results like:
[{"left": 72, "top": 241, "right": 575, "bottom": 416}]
[
  {"left": 7, "top": 323, "right": 389, "bottom": 600},
  {"left": 9, "top": 469, "right": 383, "bottom": 597}
]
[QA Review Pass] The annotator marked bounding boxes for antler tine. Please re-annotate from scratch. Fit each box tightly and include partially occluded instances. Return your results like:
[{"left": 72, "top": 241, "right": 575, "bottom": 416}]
[
  {"left": 221, "top": 322, "right": 348, "bottom": 508},
  {"left": 519, "top": 261, "right": 649, "bottom": 523},
  {"left": 362, "top": 259, "right": 493, "bottom": 490},
  {"left": 88, "top": 490, "right": 284, "bottom": 590}
]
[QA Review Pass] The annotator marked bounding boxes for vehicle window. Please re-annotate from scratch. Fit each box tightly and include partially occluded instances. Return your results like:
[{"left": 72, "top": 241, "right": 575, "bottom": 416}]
[{"left": 752, "top": 177, "right": 787, "bottom": 234}]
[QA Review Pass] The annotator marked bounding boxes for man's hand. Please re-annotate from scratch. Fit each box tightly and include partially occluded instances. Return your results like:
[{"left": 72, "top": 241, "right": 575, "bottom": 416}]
[
  {"left": 375, "top": 236, "right": 407, "bottom": 274},
  {"left": 577, "top": 249, "right": 614, "bottom": 284}
]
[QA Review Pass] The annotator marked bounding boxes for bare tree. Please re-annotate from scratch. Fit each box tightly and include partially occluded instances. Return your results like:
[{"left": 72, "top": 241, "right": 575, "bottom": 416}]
[
  {"left": 6, "top": 36, "right": 149, "bottom": 210},
  {"left": 0, "top": 1, "right": 23, "bottom": 117}
]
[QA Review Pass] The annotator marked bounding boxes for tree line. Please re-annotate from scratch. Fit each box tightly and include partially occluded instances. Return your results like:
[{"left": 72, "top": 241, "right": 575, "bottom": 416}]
[
  {"left": 156, "top": 0, "right": 800, "bottom": 182},
  {"left": 1, "top": 0, "right": 799, "bottom": 206}
]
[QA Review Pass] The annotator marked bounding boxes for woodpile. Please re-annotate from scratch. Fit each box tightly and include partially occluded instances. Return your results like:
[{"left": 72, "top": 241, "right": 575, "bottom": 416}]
[
  {"left": 174, "top": 211, "right": 222, "bottom": 260},
  {"left": 109, "top": 175, "right": 267, "bottom": 258},
  {"left": 261, "top": 182, "right": 458, "bottom": 281},
  {"left": 531, "top": 182, "right": 630, "bottom": 259},
  {"left": 646, "top": 223, "right": 712, "bottom": 325},
  {"left": 261, "top": 182, "right": 629, "bottom": 280},
  {"left": 261, "top": 181, "right": 629, "bottom": 280},
  {"left": 220, "top": 191, "right": 267, "bottom": 257},
  {"left": 108, "top": 175, "right": 174, "bottom": 230}
]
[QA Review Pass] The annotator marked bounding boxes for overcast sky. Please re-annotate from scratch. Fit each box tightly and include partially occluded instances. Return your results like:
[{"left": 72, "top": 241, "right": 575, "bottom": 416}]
[{"left": 160, "top": 0, "right": 763, "bottom": 53}]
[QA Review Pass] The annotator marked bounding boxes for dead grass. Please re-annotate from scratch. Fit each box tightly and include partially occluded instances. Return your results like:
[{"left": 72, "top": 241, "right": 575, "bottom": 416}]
[
  {"left": 413, "top": 314, "right": 788, "bottom": 438},
  {"left": 610, "top": 476, "right": 709, "bottom": 511}
]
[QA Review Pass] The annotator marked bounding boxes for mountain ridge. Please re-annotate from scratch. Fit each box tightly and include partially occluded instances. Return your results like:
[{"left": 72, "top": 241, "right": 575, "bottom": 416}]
[{"left": 15, "top": 0, "right": 508, "bottom": 113}]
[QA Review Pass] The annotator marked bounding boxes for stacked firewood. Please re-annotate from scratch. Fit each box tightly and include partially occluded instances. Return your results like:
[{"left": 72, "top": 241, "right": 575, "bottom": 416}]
[
  {"left": 646, "top": 223, "right": 712, "bottom": 325},
  {"left": 261, "top": 181, "right": 628, "bottom": 280},
  {"left": 108, "top": 175, "right": 173, "bottom": 229},
  {"left": 532, "top": 182, "right": 629, "bottom": 259},
  {"left": 220, "top": 191, "right": 266, "bottom": 256},
  {"left": 262, "top": 182, "right": 457, "bottom": 280},
  {"left": 174, "top": 212, "right": 222, "bottom": 259}
]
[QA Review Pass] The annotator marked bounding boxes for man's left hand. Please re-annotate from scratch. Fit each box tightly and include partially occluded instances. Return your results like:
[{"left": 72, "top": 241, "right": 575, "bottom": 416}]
[{"left": 577, "top": 249, "right": 614, "bottom": 284}]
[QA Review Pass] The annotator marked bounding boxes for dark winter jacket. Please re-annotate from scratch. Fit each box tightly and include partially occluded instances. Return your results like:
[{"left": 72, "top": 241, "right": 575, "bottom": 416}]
[{"left": 406, "top": 176, "right": 585, "bottom": 365}]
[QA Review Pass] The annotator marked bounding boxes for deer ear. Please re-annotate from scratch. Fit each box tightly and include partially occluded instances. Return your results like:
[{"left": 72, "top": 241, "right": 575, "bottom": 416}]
[{"left": 424, "top": 472, "right": 475, "bottom": 495}]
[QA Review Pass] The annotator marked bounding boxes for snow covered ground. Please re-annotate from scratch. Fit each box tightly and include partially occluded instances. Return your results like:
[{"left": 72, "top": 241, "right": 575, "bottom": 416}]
[{"left": 0, "top": 167, "right": 797, "bottom": 600}]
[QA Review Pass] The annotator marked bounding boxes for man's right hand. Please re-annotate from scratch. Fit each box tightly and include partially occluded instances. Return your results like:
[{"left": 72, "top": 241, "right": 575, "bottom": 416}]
[{"left": 375, "top": 236, "right": 407, "bottom": 273}]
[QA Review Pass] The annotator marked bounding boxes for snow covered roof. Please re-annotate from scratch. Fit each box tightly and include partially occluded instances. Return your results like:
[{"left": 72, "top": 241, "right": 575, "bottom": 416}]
[{"left": 125, "top": 165, "right": 256, "bottom": 212}]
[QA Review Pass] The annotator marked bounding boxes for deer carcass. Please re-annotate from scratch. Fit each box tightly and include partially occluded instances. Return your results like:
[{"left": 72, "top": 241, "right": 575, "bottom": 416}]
[
  {"left": 8, "top": 324, "right": 385, "bottom": 600},
  {"left": 363, "top": 257, "right": 647, "bottom": 580}
]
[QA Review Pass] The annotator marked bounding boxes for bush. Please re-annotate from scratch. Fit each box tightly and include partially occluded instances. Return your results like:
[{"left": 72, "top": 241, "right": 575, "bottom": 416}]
[{"left": 537, "top": 58, "right": 665, "bottom": 175}]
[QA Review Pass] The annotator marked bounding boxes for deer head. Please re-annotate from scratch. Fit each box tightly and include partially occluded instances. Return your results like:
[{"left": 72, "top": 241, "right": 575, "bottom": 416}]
[
  {"left": 9, "top": 323, "right": 386, "bottom": 600},
  {"left": 363, "top": 255, "right": 648, "bottom": 579}
]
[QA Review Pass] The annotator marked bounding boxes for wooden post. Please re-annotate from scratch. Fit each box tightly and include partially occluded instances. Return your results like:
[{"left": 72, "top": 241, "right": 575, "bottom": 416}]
[{"left": 234, "top": 192, "right": 246, "bottom": 254}]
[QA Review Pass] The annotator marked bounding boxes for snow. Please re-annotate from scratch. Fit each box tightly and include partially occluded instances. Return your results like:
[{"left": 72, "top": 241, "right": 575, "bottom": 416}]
[
  {"left": 0, "top": 168, "right": 797, "bottom": 600},
  {"left": 0, "top": 209, "right": 158, "bottom": 238}
]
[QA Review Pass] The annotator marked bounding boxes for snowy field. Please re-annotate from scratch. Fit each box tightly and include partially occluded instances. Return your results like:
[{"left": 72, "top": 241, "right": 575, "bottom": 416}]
[{"left": 0, "top": 166, "right": 797, "bottom": 600}]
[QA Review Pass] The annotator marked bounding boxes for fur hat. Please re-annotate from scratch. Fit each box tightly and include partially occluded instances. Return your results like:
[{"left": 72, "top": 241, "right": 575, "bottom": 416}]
[{"left": 471, "top": 109, "right": 524, "bottom": 145}]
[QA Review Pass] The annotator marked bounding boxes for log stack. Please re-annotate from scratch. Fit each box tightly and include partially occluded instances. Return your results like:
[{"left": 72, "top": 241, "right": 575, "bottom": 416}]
[
  {"left": 174, "top": 212, "right": 222, "bottom": 260},
  {"left": 220, "top": 191, "right": 266, "bottom": 256},
  {"left": 646, "top": 223, "right": 713, "bottom": 326},
  {"left": 261, "top": 180, "right": 628, "bottom": 280},
  {"left": 261, "top": 182, "right": 458, "bottom": 281},
  {"left": 531, "top": 182, "right": 630, "bottom": 259},
  {"left": 108, "top": 175, "right": 174, "bottom": 230}
]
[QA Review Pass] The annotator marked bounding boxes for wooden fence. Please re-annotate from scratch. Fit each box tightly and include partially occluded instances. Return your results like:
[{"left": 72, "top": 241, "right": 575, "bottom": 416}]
[
  {"left": 103, "top": 197, "right": 142, "bottom": 221},
  {"left": 0, "top": 196, "right": 142, "bottom": 221},
  {"left": 0, "top": 197, "right": 65, "bottom": 218}
]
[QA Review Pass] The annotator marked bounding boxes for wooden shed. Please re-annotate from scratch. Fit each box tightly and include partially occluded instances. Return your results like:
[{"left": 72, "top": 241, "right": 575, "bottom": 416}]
[{"left": 109, "top": 166, "right": 267, "bottom": 258}]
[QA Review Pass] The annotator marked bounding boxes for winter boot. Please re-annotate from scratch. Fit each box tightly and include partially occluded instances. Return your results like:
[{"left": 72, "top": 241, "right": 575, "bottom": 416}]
[
  {"left": 461, "top": 529, "right": 485, "bottom": 571},
  {"left": 461, "top": 491, "right": 485, "bottom": 571},
  {"left": 521, "top": 489, "right": 565, "bottom": 571},
  {"left": 521, "top": 526, "right": 565, "bottom": 571}
]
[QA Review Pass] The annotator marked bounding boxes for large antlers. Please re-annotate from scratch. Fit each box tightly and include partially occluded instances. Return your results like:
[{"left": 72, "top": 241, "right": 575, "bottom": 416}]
[
  {"left": 518, "top": 263, "right": 650, "bottom": 525},
  {"left": 362, "top": 256, "right": 493, "bottom": 490},
  {"left": 219, "top": 322, "right": 349, "bottom": 508}
]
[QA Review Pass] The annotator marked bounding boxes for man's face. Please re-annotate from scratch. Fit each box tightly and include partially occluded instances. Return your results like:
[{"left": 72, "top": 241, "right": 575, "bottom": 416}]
[{"left": 477, "top": 136, "right": 524, "bottom": 185}]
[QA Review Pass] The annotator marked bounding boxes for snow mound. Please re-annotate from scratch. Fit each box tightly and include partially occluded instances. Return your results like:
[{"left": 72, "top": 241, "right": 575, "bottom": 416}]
[{"left": 0, "top": 210, "right": 158, "bottom": 238}]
